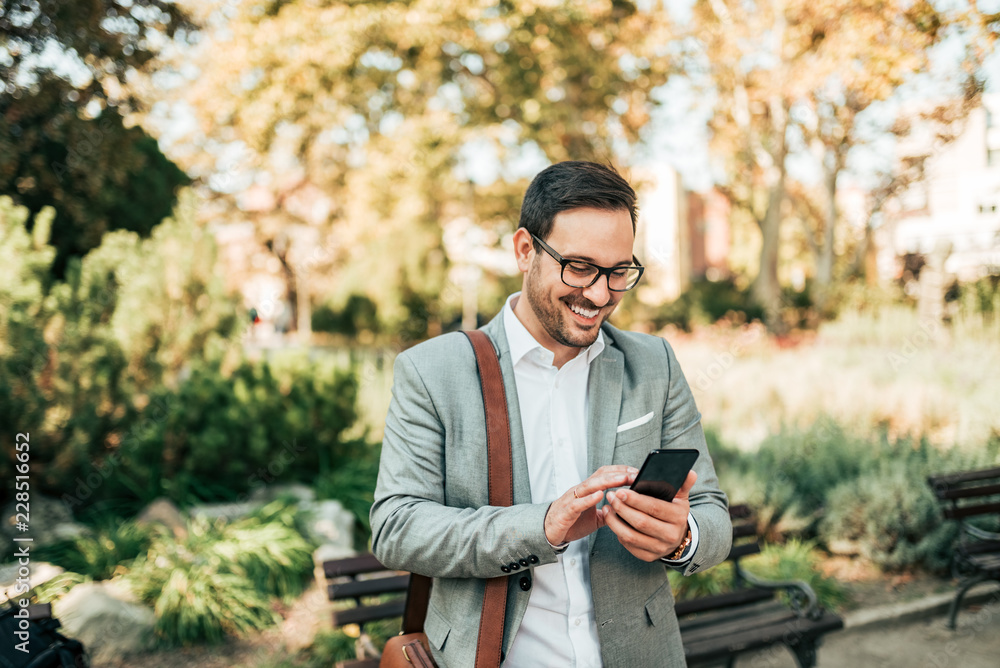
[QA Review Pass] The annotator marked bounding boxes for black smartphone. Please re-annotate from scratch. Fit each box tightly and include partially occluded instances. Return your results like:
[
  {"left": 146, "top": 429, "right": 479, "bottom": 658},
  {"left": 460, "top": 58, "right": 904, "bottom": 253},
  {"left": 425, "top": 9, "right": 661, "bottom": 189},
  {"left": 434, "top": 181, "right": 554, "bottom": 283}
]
[{"left": 630, "top": 449, "right": 700, "bottom": 502}]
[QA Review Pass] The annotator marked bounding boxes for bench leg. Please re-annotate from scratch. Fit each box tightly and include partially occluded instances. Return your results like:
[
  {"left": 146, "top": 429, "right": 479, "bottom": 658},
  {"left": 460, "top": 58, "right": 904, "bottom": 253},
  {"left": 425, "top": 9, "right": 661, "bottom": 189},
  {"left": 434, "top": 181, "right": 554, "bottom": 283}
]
[
  {"left": 787, "top": 638, "right": 818, "bottom": 668},
  {"left": 947, "top": 573, "right": 989, "bottom": 630}
]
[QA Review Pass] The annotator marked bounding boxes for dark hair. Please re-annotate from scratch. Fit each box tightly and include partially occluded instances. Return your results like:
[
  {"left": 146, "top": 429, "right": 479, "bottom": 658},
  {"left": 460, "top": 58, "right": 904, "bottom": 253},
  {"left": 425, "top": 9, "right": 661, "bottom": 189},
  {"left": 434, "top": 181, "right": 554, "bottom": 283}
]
[{"left": 518, "top": 161, "right": 637, "bottom": 240}]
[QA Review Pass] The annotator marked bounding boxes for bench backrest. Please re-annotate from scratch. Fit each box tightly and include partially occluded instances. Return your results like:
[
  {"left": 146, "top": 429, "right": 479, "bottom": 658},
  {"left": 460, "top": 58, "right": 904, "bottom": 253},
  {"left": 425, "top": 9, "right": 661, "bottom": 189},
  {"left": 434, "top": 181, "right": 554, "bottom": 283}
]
[
  {"left": 323, "top": 504, "right": 763, "bottom": 630},
  {"left": 927, "top": 466, "right": 1000, "bottom": 521}
]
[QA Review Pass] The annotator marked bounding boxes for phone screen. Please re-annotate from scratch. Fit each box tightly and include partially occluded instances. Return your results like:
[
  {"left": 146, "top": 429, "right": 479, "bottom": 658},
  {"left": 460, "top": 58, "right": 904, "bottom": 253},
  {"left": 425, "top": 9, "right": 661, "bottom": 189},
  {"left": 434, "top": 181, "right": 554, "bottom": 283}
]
[{"left": 630, "top": 449, "right": 700, "bottom": 502}]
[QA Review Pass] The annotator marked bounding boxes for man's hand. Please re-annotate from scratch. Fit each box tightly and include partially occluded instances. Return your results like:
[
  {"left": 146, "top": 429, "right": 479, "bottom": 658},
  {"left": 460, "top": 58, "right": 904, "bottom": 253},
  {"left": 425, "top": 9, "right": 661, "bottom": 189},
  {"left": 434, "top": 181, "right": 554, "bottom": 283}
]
[
  {"left": 601, "top": 470, "right": 698, "bottom": 562},
  {"left": 544, "top": 465, "right": 638, "bottom": 546}
]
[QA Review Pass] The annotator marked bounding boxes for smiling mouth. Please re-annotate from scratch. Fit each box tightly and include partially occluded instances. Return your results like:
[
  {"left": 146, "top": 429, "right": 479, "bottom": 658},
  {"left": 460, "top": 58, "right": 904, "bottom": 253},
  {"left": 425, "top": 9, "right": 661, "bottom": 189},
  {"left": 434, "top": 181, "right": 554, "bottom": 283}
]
[{"left": 567, "top": 302, "right": 600, "bottom": 320}]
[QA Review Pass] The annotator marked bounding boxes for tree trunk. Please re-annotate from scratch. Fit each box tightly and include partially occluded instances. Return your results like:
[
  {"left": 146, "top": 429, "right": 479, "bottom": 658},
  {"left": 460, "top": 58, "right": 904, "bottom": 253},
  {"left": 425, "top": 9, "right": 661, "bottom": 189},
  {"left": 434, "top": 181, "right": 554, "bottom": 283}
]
[
  {"left": 752, "top": 100, "right": 789, "bottom": 332},
  {"left": 813, "top": 146, "right": 842, "bottom": 311}
]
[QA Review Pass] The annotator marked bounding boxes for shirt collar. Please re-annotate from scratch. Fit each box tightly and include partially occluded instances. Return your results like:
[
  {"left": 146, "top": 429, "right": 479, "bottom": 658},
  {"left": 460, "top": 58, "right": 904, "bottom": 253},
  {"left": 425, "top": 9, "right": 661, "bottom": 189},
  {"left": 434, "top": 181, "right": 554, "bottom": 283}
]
[{"left": 502, "top": 292, "right": 605, "bottom": 368}]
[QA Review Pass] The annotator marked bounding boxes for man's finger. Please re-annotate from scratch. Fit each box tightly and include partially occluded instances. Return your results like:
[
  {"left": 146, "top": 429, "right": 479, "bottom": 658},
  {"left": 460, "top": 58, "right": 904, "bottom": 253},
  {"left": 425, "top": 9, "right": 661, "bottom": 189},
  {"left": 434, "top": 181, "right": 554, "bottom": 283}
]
[{"left": 672, "top": 470, "right": 698, "bottom": 502}]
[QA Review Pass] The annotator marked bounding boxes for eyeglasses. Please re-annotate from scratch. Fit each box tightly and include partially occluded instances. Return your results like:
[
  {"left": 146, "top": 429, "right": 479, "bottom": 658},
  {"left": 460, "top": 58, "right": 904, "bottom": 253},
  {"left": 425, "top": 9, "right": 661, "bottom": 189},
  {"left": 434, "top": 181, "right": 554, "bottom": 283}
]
[{"left": 531, "top": 233, "right": 644, "bottom": 292}]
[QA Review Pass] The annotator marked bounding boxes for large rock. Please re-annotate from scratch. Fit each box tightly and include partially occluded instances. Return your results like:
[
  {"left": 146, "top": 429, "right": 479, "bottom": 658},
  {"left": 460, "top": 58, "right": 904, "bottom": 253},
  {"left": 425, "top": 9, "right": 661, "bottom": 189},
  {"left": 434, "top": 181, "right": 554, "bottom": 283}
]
[
  {"left": 0, "top": 562, "right": 64, "bottom": 601},
  {"left": 53, "top": 581, "right": 156, "bottom": 662},
  {"left": 1, "top": 494, "right": 86, "bottom": 548},
  {"left": 301, "top": 499, "right": 354, "bottom": 548},
  {"left": 135, "top": 498, "right": 187, "bottom": 539}
]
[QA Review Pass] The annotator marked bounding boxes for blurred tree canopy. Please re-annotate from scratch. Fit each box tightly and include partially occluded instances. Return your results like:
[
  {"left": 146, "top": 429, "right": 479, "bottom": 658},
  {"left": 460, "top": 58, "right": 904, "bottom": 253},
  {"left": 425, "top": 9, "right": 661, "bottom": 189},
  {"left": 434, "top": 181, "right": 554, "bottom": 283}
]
[
  {"left": 683, "top": 0, "right": 987, "bottom": 327},
  {"left": 0, "top": 0, "right": 195, "bottom": 276},
  {"left": 152, "top": 0, "right": 674, "bottom": 338}
]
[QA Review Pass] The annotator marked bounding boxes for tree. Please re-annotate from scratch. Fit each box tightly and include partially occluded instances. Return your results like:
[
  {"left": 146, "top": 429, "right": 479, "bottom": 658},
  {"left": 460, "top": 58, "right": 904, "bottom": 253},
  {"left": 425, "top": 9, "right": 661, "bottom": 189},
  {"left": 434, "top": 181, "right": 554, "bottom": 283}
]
[
  {"left": 685, "top": 0, "right": 986, "bottom": 327},
  {"left": 146, "top": 0, "right": 674, "bottom": 339},
  {"left": 0, "top": 1, "right": 195, "bottom": 276}
]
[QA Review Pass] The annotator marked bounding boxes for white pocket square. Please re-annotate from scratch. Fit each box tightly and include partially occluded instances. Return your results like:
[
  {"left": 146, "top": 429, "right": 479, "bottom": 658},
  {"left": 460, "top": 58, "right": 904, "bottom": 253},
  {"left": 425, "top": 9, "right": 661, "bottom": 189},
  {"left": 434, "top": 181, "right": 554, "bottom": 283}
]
[{"left": 616, "top": 411, "right": 655, "bottom": 433}]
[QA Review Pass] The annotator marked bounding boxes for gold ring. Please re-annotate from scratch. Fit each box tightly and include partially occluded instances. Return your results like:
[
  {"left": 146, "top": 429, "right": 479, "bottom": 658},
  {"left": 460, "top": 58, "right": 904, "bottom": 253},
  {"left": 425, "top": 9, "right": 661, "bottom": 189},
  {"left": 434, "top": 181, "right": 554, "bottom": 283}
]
[{"left": 573, "top": 487, "right": 579, "bottom": 499}]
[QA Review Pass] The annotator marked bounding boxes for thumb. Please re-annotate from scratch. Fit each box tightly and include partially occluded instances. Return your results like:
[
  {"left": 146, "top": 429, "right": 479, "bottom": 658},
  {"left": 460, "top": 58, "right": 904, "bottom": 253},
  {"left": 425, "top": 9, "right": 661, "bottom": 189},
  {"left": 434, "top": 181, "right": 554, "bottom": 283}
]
[{"left": 673, "top": 470, "right": 698, "bottom": 502}]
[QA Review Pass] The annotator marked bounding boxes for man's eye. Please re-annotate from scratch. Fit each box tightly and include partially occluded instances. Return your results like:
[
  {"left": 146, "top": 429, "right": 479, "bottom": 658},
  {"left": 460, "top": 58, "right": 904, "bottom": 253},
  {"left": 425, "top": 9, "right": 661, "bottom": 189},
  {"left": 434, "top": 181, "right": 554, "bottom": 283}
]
[
  {"left": 611, "top": 269, "right": 628, "bottom": 279},
  {"left": 566, "top": 262, "right": 595, "bottom": 276}
]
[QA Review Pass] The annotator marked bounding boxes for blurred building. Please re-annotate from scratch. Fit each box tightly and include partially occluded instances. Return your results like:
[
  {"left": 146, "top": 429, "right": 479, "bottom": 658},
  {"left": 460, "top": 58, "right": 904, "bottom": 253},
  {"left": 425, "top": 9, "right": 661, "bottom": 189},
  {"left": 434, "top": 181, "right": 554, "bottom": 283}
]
[
  {"left": 633, "top": 163, "right": 731, "bottom": 304},
  {"left": 878, "top": 94, "right": 1000, "bottom": 282}
]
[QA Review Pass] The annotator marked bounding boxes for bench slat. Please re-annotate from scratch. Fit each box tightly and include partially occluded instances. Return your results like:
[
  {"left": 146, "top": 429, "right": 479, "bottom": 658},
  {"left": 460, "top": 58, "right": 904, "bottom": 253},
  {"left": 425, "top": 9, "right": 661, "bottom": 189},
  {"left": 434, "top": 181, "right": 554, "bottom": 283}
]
[
  {"left": 324, "top": 553, "right": 388, "bottom": 579},
  {"left": 329, "top": 574, "right": 411, "bottom": 601},
  {"left": 674, "top": 587, "right": 774, "bottom": 617},
  {"left": 332, "top": 599, "right": 406, "bottom": 626},
  {"left": 933, "top": 482, "right": 1000, "bottom": 500},
  {"left": 681, "top": 604, "right": 794, "bottom": 643},
  {"left": 928, "top": 467, "right": 1000, "bottom": 487},
  {"left": 727, "top": 542, "right": 761, "bottom": 560},
  {"left": 943, "top": 501, "right": 1000, "bottom": 520},
  {"left": 685, "top": 611, "right": 844, "bottom": 663}
]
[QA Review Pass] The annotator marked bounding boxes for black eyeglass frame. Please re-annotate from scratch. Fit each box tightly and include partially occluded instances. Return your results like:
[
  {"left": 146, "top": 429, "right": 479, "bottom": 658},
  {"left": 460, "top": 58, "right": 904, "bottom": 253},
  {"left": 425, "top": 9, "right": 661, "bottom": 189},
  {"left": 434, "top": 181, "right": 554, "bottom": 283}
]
[{"left": 530, "top": 233, "right": 644, "bottom": 292}]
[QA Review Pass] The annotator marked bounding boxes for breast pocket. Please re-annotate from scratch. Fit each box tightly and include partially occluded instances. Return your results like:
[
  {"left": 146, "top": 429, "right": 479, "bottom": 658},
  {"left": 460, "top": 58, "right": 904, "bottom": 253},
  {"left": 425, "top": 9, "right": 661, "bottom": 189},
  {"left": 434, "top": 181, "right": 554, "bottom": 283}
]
[{"left": 614, "top": 413, "right": 658, "bottom": 447}]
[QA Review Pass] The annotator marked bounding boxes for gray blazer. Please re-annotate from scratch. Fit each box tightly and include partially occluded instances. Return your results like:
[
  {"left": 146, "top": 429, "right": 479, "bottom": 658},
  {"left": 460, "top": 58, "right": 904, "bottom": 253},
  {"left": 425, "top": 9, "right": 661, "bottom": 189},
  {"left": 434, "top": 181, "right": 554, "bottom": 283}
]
[{"left": 370, "top": 311, "right": 732, "bottom": 667}]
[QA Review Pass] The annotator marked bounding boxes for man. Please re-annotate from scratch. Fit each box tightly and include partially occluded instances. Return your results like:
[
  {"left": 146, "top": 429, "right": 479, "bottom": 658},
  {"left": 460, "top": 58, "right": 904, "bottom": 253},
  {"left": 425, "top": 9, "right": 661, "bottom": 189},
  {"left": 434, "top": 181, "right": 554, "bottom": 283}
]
[{"left": 371, "top": 161, "right": 731, "bottom": 667}]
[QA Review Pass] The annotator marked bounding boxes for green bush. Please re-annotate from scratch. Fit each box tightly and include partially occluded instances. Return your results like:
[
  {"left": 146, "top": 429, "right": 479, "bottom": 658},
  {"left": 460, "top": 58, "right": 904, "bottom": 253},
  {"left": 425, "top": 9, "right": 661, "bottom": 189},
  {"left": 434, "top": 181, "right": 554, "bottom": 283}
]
[
  {"left": 126, "top": 500, "right": 315, "bottom": 645},
  {"left": 0, "top": 195, "right": 243, "bottom": 506},
  {"left": 669, "top": 539, "right": 849, "bottom": 612},
  {"left": 32, "top": 518, "right": 154, "bottom": 580},
  {"left": 105, "top": 354, "right": 361, "bottom": 508},
  {"left": 820, "top": 463, "right": 956, "bottom": 571},
  {"left": 657, "top": 278, "right": 764, "bottom": 331},
  {"left": 716, "top": 418, "right": 1000, "bottom": 571}
]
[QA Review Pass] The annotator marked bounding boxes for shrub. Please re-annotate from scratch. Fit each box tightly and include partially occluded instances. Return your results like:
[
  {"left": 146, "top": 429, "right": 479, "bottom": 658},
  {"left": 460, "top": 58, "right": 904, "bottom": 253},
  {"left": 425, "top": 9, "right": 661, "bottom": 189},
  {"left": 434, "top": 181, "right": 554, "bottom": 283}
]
[
  {"left": 820, "top": 463, "right": 955, "bottom": 571},
  {"left": 656, "top": 278, "right": 764, "bottom": 331},
  {"left": 102, "top": 354, "right": 361, "bottom": 509},
  {"left": 669, "top": 539, "right": 849, "bottom": 612},
  {"left": 32, "top": 518, "right": 154, "bottom": 581},
  {"left": 126, "top": 500, "right": 315, "bottom": 645}
]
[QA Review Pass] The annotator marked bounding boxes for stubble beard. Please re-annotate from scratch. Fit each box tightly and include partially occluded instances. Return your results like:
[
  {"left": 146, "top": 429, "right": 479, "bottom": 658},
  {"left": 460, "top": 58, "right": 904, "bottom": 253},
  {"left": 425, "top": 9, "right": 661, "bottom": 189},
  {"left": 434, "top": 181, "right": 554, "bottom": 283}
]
[{"left": 524, "top": 260, "right": 612, "bottom": 350}]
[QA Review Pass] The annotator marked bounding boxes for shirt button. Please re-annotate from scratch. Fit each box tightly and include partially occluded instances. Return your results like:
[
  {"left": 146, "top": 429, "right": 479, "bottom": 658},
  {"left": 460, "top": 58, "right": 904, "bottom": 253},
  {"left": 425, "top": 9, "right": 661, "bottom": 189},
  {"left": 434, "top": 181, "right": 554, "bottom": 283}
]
[
  {"left": 574, "top": 618, "right": 581, "bottom": 626},
  {"left": 570, "top": 559, "right": 576, "bottom": 566}
]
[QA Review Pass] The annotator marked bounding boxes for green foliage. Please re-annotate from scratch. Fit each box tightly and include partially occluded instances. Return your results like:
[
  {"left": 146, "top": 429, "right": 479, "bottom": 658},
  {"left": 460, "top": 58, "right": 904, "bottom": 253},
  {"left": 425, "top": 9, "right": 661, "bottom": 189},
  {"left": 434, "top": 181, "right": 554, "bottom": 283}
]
[
  {"left": 716, "top": 418, "right": 1000, "bottom": 571},
  {"left": 312, "top": 294, "right": 380, "bottom": 337},
  {"left": 0, "top": 196, "right": 243, "bottom": 506},
  {"left": 33, "top": 519, "right": 155, "bottom": 581},
  {"left": 32, "top": 572, "right": 90, "bottom": 604},
  {"left": 669, "top": 540, "right": 850, "bottom": 612},
  {"left": 2, "top": 0, "right": 196, "bottom": 276},
  {"left": 116, "top": 354, "right": 361, "bottom": 508},
  {"left": 820, "top": 463, "right": 957, "bottom": 571},
  {"left": 656, "top": 278, "right": 765, "bottom": 331},
  {"left": 126, "top": 501, "right": 315, "bottom": 645},
  {"left": 315, "top": 443, "right": 382, "bottom": 547}
]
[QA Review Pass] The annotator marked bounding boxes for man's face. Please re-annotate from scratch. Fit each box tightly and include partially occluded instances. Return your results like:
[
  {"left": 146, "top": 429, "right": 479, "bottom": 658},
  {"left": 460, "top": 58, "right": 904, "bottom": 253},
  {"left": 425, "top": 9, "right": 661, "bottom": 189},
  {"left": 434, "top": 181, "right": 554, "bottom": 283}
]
[{"left": 515, "top": 206, "right": 634, "bottom": 360}]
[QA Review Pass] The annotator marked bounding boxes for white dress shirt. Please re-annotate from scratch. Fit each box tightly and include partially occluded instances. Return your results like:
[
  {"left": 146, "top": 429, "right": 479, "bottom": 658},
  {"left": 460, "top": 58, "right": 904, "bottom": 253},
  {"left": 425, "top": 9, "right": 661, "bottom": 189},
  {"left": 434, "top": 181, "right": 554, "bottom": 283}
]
[{"left": 500, "top": 293, "right": 698, "bottom": 667}]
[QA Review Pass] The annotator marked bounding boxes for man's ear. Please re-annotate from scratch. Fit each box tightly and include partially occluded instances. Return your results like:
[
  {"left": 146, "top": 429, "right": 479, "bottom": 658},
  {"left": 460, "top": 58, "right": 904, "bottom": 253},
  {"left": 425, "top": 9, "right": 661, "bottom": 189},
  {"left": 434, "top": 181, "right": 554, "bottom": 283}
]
[{"left": 512, "top": 227, "right": 534, "bottom": 273}]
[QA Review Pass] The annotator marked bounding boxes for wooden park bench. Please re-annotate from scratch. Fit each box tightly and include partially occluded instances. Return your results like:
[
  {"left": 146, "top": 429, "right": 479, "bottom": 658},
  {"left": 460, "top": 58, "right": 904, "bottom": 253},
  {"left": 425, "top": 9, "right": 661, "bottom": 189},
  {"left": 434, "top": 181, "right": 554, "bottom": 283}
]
[
  {"left": 927, "top": 465, "right": 1000, "bottom": 629},
  {"left": 322, "top": 504, "right": 843, "bottom": 668}
]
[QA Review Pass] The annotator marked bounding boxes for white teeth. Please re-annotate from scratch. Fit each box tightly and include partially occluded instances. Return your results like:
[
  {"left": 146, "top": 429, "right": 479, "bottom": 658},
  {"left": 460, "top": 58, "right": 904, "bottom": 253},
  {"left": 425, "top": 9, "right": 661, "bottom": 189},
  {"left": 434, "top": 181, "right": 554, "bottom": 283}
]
[{"left": 569, "top": 303, "right": 598, "bottom": 318}]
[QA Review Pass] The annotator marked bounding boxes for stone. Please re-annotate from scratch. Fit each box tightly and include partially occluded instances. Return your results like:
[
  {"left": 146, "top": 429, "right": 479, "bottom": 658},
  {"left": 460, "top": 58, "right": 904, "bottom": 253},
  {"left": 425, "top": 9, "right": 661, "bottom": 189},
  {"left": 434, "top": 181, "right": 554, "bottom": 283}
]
[
  {"left": 301, "top": 499, "right": 354, "bottom": 548},
  {"left": 0, "top": 494, "right": 86, "bottom": 548},
  {"left": 53, "top": 581, "right": 156, "bottom": 662},
  {"left": 135, "top": 498, "right": 187, "bottom": 539},
  {"left": 0, "top": 561, "right": 64, "bottom": 601},
  {"left": 250, "top": 483, "right": 316, "bottom": 505}
]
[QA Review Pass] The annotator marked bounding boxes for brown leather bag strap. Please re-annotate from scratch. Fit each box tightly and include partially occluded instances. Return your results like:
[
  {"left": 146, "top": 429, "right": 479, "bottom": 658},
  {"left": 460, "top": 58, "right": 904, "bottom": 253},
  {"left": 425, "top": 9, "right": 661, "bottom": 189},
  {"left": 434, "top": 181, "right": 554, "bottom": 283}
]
[
  {"left": 464, "top": 329, "right": 513, "bottom": 668},
  {"left": 401, "top": 573, "right": 432, "bottom": 635},
  {"left": 395, "top": 331, "right": 512, "bottom": 667}
]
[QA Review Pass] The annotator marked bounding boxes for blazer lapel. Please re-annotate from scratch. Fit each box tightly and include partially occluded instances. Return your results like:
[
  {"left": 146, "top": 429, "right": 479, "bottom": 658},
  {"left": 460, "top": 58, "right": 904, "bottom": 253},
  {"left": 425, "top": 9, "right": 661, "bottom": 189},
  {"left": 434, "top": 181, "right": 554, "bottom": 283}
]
[
  {"left": 480, "top": 313, "right": 532, "bottom": 506},
  {"left": 587, "top": 327, "right": 624, "bottom": 475}
]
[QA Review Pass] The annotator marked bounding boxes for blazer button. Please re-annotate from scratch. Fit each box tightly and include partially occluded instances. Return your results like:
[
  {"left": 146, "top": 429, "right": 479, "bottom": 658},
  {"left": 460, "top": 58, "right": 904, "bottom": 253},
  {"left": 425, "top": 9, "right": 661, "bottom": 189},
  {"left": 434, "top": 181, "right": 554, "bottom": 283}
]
[
  {"left": 518, "top": 558, "right": 529, "bottom": 567},
  {"left": 528, "top": 555, "right": 539, "bottom": 564},
  {"left": 519, "top": 576, "right": 531, "bottom": 591},
  {"left": 509, "top": 562, "right": 520, "bottom": 571},
  {"left": 501, "top": 565, "right": 511, "bottom": 573}
]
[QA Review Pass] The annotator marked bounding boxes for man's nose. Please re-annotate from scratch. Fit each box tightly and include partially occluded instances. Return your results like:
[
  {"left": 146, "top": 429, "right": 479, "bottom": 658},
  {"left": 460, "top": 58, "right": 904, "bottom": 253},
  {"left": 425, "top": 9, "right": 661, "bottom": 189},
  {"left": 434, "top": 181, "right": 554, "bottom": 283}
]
[{"left": 582, "top": 274, "right": 611, "bottom": 307}]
